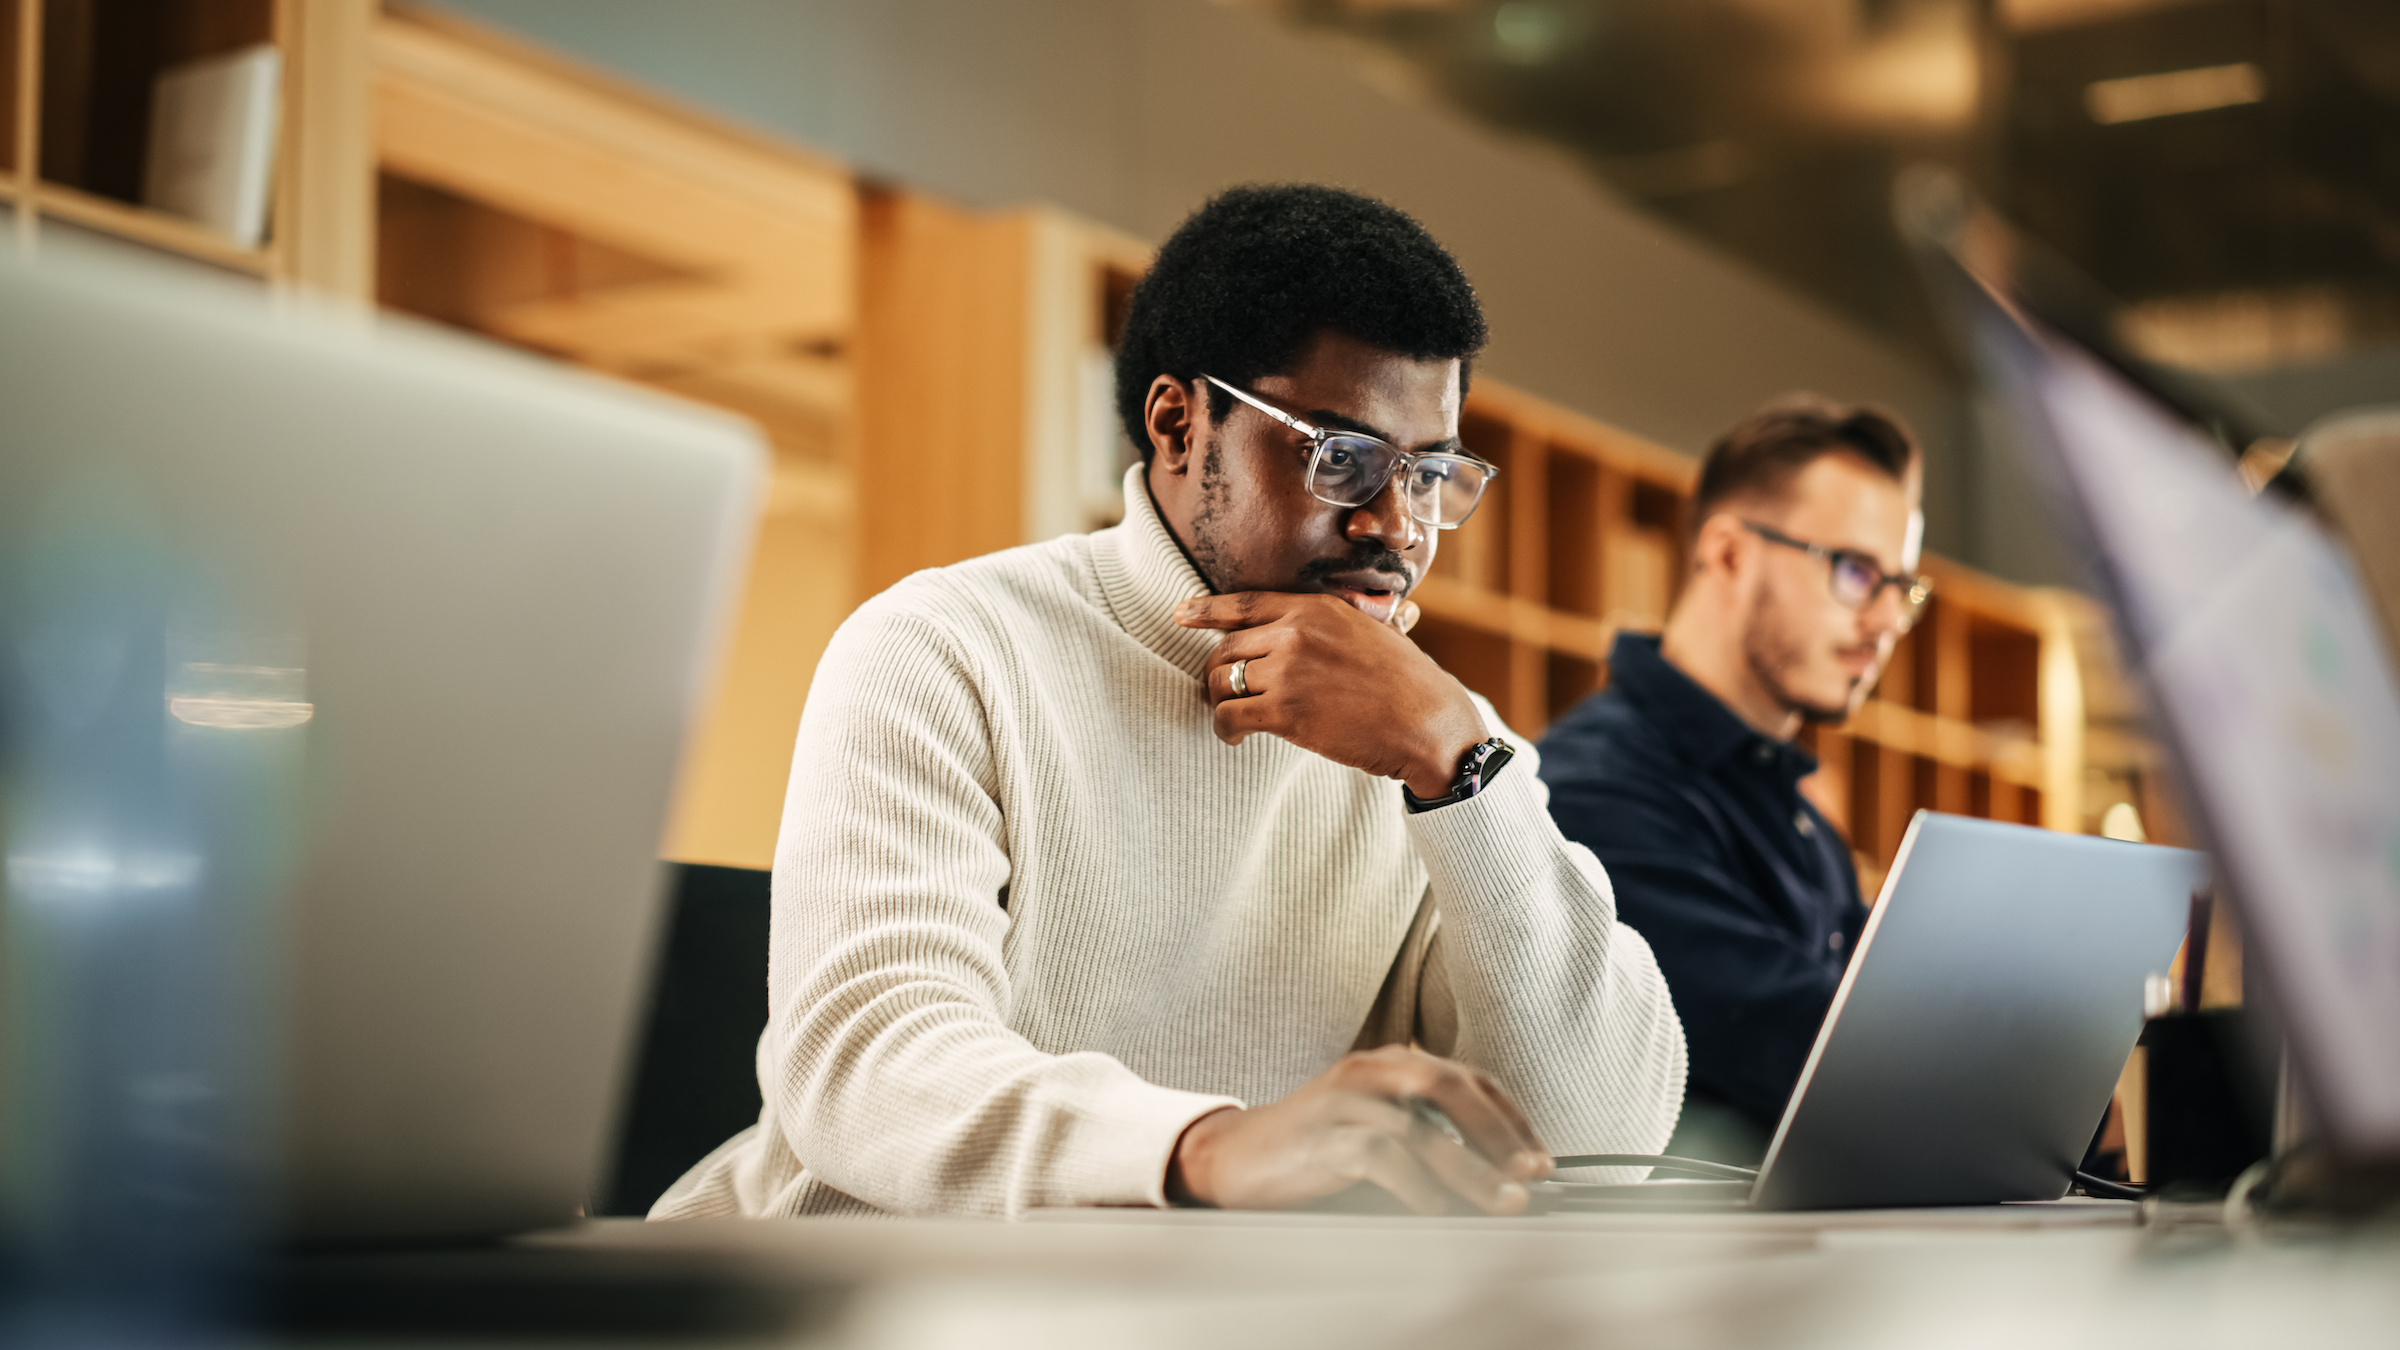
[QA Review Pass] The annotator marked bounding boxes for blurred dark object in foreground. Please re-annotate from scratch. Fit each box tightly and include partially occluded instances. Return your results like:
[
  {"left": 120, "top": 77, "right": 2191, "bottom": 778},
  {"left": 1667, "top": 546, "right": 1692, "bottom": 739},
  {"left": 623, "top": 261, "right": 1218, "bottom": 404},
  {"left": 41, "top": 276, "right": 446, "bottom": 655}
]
[
  {"left": 604, "top": 865, "right": 773, "bottom": 1218},
  {"left": 2143, "top": 1009, "right": 2275, "bottom": 1199},
  {"left": 256, "top": 1244, "right": 843, "bottom": 1341}
]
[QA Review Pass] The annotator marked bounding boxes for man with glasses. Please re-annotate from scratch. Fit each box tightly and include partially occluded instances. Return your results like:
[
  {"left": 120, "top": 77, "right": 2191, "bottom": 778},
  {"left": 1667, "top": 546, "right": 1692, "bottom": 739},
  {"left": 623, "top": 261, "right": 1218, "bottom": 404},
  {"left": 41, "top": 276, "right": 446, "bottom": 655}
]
[
  {"left": 653, "top": 184, "right": 1684, "bottom": 1222},
  {"left": 1538, "top": 395, "right": 1927, "bottom": 1165}
]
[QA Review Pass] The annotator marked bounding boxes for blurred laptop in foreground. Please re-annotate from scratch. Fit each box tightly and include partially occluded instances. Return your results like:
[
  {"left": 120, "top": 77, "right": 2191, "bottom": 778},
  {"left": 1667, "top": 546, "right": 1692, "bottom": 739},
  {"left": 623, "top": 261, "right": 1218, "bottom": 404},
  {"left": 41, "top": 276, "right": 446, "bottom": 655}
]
[
  {"left": 1906, "top": 173, "right": 2400, "bottom": 1209},
  {"left": 0, "top": 238, "right": 765, "bottom": 1335}
]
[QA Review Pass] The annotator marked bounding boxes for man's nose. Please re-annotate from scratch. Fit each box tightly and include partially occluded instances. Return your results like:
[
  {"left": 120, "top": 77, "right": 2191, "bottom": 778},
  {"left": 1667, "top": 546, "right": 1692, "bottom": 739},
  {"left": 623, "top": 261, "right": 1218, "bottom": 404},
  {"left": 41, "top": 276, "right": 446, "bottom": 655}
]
[
  {"left": 1346, "top": 471, "right": 1422, "bottom": 553},
  {"left": 1861, "top": 582, "right": 1913, "bottom": 640}
]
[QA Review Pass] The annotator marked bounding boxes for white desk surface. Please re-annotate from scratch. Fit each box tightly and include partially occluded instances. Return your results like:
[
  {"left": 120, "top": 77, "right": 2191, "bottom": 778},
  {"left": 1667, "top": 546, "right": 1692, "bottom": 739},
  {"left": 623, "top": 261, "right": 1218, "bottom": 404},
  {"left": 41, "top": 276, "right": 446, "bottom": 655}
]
[{"left": 535, "top": 1204, "right": 2400, "bottom": 1349}]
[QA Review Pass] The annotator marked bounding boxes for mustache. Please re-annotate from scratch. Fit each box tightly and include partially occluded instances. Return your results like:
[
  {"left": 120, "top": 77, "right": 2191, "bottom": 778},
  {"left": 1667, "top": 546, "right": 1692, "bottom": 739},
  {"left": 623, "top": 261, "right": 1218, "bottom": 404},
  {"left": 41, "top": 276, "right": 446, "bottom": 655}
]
[{"left": 1298, "top": 543, "right": 1415, "bottom": 589}]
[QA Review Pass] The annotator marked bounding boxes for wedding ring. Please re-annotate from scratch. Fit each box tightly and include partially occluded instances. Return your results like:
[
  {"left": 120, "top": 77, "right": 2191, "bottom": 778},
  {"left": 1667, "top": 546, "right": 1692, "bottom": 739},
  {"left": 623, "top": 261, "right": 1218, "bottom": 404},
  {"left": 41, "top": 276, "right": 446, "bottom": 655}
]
[{"left": 1229, "top": 658, "right": 1251, "bottom": 698}]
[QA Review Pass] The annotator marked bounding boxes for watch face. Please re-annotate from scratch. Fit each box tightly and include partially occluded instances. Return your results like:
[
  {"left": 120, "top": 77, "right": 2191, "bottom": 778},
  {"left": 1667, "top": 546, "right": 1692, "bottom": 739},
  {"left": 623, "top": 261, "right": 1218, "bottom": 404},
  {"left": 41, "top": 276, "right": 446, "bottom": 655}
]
[
  {"left": 1408, "top": 739, "right": 1512, "bottom": 812},
  {"left": 1463, "top": 739, "right": 1509, "bottom": 794}
]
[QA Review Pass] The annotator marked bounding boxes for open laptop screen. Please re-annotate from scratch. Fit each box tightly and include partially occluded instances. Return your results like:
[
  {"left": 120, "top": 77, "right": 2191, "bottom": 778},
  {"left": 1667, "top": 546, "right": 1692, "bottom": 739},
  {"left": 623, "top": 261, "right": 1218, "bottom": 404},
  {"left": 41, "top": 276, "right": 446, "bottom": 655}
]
[{"left": 1963, "top": 279, "right": 2400, "bottom": 1156}]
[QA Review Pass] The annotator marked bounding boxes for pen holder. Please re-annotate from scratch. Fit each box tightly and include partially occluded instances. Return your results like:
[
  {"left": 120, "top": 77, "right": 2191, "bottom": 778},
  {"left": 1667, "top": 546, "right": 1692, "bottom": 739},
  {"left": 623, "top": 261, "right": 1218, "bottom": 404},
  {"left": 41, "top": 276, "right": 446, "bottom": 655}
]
[{"left": 2141, "top": 1009, "right": 2273, "bottom": 1198}]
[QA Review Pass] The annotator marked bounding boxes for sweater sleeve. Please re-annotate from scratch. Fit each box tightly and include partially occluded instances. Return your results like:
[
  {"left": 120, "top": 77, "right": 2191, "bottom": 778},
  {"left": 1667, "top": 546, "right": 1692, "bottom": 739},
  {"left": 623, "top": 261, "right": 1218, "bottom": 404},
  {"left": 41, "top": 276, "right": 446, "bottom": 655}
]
[
  {"left": 1543, "top": 780, "right": 1850, "bottom": 1128},
  {"left": 761, "top": 597, "right": 1238, "bottom": 1217},
  {"left": 1403, "top": 704, "right": 1688, "bottom": 1176}
]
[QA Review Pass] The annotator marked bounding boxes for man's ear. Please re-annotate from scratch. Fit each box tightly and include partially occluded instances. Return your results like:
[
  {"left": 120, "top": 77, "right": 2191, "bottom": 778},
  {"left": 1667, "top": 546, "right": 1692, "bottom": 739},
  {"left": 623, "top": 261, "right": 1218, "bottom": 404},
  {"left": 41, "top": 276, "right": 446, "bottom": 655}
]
[
  {"left": 1691, "top": 512, "right": 1749, "bottom": 581},
  {"left": 1145, "top": 375, "right": 1200, "bottom": 474}
]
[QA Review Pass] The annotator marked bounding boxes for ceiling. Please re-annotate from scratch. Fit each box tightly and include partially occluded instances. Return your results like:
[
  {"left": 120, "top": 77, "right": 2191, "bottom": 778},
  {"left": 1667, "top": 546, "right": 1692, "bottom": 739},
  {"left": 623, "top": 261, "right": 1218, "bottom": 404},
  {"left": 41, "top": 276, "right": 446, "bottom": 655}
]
[{"left": 1236, "top": 0, "right": 2400, "bottom": 386}]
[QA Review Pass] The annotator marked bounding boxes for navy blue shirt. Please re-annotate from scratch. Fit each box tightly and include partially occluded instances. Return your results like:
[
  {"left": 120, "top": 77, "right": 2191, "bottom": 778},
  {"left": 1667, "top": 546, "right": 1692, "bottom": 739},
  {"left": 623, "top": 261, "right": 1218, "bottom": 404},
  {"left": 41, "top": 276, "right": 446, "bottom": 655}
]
[{"left": 1538, "top": 632, "right": 1865, "bottom": 1133}]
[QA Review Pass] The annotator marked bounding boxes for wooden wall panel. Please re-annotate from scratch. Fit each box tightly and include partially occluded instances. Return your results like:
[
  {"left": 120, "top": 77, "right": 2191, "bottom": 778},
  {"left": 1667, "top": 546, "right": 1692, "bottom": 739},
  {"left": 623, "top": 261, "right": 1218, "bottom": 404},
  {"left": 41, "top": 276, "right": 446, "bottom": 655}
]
[
  {"left": 855, "top": 189, "right": 1033, "bottom": 596},
  {"left": 659, "top": 506, "right": 855, "bottom": 868},
  {"left": 374, "top": 9, "right": 861, "bottom": 868},
  {"left": 376, "top": 8, "right": 854, "bottom": 369}
]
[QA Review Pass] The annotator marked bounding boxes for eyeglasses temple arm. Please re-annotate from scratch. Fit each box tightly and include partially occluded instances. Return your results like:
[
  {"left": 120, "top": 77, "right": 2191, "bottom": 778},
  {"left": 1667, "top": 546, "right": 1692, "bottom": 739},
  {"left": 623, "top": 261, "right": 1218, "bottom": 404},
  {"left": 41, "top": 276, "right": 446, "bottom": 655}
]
[{"left": 1202, "top": 374, "right": 1320, "bottom": 439}]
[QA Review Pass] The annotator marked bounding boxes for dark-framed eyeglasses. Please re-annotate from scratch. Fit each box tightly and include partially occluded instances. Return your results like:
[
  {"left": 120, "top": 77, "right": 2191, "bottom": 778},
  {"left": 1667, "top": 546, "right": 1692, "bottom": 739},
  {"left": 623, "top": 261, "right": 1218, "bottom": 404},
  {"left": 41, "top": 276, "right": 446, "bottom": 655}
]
[
  {"left": 1741, "top": 519, "right": 1933, "bottom": 625},
  {"left": 1202, "top": 374, "right": 1499, "bottom": 529}
]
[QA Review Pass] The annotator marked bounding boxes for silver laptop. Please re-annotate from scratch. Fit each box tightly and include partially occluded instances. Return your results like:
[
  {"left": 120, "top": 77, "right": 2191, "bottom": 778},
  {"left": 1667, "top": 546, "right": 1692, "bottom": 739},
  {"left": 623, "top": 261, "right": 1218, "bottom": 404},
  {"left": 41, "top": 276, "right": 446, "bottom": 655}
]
[
  {"left": 1550, "top": 812, "right": 2200, "bottom": 1210},
  {"left": 0, "top": 239, "right": 764, "bottom": 1247}
]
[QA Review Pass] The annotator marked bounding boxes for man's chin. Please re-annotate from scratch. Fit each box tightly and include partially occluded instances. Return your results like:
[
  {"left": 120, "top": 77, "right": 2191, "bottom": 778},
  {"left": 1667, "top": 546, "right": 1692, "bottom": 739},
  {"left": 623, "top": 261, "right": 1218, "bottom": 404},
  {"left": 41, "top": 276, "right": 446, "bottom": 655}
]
[{"left": 1791, "top": 678, "right": 1870, "bottom": 727}]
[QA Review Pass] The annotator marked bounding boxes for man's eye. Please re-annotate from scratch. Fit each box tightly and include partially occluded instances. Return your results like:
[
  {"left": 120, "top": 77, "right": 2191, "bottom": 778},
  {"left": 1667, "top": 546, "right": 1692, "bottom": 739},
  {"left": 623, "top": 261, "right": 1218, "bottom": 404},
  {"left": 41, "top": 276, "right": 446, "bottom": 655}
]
[{"left": 1322, "top": 446, "right": 1358, "bottom": 470}]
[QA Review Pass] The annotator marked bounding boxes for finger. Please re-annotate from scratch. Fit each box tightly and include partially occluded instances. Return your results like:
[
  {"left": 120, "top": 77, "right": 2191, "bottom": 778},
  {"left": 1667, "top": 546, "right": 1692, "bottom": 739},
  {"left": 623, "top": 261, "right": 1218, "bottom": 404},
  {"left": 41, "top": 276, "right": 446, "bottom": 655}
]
[
  {"left": 1418, "top": 1064, "right": 1548, "bottom": 1179},
  {"left": 1206, "top": 655, "right": 1277, "bottom": 704},
  {"left": 1200, "top": 625, "right": 1281, "bottom": 674},
  {"left": 1353, "top": 1130, "right": 1455, "bottom": 1218},
  {"left": 1467, "top": 1068, "right": 1551, "bottom": 1178},
  {"left": 1431, "top": 1077, "right": 1551, "bottom": 1183},
  {"left": 1410, "top": 1127, "right": 1530, "bottom": 1216},
  {"left": 1409, "top": 1061, "right": 1551, "bottom": 1181},
  {"left": 1394, "top": 600, "right": 1422, "bottom": 636},
  {"left": 1212, "top": 691, "right": 1286, "bottom": 745},
  {"left": 1173, "top": 592, "right": 1303, "bottom": 631}
]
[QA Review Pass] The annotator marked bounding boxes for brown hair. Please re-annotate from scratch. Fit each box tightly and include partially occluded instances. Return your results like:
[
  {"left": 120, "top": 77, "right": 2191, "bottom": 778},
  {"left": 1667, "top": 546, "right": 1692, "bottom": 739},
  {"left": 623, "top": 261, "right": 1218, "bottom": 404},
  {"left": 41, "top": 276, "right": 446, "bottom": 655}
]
[{"left": 1692, "top": 394, "right": 1920, "bottom": 530}]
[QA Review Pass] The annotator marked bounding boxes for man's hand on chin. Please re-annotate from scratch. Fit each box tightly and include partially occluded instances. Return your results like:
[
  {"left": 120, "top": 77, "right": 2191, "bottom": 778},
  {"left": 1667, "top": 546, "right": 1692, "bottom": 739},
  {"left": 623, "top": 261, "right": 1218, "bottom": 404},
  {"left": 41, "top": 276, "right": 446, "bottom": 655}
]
[
  {"left": 1166, "top": 1045, "right": 1554, "bottom": 1215},
  {"left": 1173, "top": 591, "right": 1486, "bottom": 798}
]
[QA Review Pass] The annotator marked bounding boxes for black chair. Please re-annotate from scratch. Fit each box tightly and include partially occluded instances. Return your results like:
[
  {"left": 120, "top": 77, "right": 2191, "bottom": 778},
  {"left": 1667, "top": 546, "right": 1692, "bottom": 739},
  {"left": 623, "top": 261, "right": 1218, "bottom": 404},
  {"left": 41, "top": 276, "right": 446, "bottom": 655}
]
[{"left": 601, "top": 863, "right": 773, "bottom": 1217}]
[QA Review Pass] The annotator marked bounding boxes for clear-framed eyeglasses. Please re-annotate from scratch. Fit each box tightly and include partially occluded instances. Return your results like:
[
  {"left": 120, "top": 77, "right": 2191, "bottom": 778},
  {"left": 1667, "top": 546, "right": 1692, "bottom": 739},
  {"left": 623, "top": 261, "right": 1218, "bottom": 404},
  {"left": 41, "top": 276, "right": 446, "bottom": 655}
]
[
  {"left": 1741, "top": 519, "right": 1933, "bottom": 628},
  {"left": 1202, "top": 374, "right": 1499, "bottom": 529}
]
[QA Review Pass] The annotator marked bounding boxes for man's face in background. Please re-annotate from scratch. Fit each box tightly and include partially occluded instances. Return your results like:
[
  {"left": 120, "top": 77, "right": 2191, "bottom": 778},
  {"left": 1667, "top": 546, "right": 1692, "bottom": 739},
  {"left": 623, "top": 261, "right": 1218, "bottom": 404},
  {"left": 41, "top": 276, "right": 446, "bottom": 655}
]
[{"left": 1732, "top": 452, "right": 1922, "bottom": 721}]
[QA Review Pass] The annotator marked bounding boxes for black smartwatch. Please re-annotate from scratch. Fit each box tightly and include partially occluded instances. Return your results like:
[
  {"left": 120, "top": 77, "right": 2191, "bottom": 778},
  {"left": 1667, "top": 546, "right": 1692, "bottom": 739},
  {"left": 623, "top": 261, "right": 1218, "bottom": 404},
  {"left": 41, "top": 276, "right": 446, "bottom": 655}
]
[{"left": 1403, "top": 737, "right": 1516, "bottom": 813}]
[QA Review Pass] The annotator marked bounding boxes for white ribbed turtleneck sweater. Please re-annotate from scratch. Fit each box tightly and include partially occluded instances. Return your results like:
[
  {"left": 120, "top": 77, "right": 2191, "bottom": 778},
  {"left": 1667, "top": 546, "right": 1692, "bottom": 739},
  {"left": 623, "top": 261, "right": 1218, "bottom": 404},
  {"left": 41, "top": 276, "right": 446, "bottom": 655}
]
[{"left": 652, "top": 469, "right": 1685, "bottom": 1219}]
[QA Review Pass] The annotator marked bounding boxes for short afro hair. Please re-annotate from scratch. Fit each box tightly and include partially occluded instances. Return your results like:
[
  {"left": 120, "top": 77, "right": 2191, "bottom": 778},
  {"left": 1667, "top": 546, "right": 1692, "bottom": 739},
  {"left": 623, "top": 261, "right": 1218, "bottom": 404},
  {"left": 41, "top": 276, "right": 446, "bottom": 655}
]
[{"left": 1115, "top": 184, "right": 1488, "bottom": 460}]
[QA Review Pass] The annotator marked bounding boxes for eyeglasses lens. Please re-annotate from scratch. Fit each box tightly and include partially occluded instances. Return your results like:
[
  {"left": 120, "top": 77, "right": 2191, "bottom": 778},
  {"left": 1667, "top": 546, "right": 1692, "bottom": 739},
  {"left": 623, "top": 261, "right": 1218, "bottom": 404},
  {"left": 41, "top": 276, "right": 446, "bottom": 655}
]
[
  {"left": 1307, "top": 437, "right": 1491, "bottom": 528},
  {"left": 1404, "top": 455, "right": 1489, "bottom": 528},
  {"left": 1830, "top": 552, "right": 1932, "bottom": 622},
  {"left": 1305, "top": 435, "right": 1393, "bottom": 505},
  {"left": 1829, "top": 554, "right": 1881, "bottom": 608}
]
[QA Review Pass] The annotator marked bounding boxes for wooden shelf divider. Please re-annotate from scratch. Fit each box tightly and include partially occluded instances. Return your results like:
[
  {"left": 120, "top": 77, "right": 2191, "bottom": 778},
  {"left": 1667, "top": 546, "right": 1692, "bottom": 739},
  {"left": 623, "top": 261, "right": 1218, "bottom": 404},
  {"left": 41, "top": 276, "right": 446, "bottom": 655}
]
[
  {"left": 33, "top": 179, "right": 275, "bottom": 272},
  {"left": 8, "top": 0, "right": 36, "bottom": 199}
]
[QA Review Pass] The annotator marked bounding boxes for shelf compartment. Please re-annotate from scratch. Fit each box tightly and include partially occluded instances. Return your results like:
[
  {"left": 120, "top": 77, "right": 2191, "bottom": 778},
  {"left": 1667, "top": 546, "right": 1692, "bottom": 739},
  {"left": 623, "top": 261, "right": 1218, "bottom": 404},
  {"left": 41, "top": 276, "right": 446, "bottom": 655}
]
[
  {"left": 1440, "top": 406, "right": 1516, "bottom": 596},
  {"left": 38, "top": 0, "right": 276, "bottom": 210},
  {"left": 1967, "top": 615, "right": 2042, "bottom": 727},
  {"left": 1543, "top": 450, "right": 1602, "bottom": 618},
  {"left": 1850, "top": 742, "right": 1918, "bottom": 867},
  {"left": 1545, "top": 649, "right": 1601, "bottom": 726},
  {"left": 1410, "top": 613, "right": 1517, "bottom": 726}
]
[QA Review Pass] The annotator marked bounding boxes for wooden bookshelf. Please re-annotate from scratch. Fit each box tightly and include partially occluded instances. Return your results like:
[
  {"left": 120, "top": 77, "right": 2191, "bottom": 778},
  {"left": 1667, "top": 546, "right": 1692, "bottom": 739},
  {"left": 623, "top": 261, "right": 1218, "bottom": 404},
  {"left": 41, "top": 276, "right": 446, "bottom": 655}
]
[{"left": 3, "top": 0, "right": 371, "bottom": 294}]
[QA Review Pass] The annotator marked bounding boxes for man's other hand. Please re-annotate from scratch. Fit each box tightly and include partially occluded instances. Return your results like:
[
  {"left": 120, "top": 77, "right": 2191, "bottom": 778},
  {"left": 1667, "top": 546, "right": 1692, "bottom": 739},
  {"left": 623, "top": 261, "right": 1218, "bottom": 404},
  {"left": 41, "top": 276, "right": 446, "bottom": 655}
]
[
  {"left": 1174, "top": 592, "right": 1485, "bottom": 799},
  {"left": 1166, "top": 1045, "right": 1553, "bottom": 1215}
]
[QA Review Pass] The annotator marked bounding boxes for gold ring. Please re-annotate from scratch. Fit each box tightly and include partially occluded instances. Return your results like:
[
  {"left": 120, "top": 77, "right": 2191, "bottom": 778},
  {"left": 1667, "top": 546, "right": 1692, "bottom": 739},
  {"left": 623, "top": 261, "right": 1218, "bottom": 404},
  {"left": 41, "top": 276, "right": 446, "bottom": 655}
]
[{"left": 1229, "top": 659, "right": 1251, "bottom": 698}]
